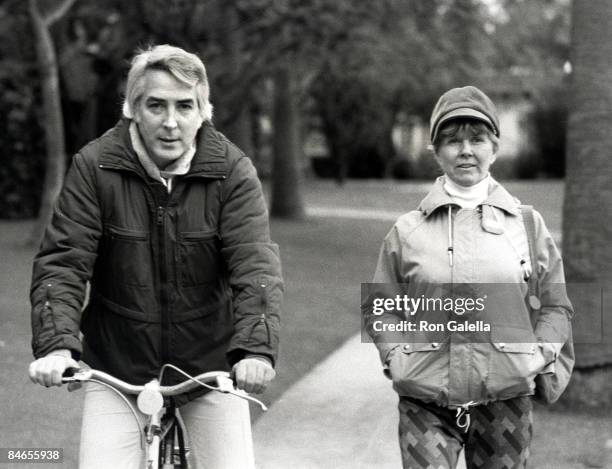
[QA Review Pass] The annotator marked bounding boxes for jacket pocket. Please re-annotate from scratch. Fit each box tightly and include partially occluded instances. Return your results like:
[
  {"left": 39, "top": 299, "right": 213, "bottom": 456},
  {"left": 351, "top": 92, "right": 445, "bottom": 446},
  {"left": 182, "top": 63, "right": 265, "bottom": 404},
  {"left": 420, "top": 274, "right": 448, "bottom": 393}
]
[
  {"left": 390, "top": 341, "right": 448, "bottom": 402},
  {"left": 486, "top": 328, "right": 539, "bottom": 400},
  {"left": 177, "top": 230, "right": 221, "bottom": 287},
  {"left": 81, "top": 302, "right": 161, "bottom": 384},
  {"left": 101, "top": 226, "right": 151, "bottom": 287}
]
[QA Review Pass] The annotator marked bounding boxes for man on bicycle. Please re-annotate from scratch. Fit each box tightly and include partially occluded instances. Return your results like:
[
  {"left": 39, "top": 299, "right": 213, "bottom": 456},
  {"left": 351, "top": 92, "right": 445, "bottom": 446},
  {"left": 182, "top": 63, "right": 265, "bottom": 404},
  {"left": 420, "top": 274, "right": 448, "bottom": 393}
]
[{"left": 28, "top": 44, "right": 282, "bottom": 468}]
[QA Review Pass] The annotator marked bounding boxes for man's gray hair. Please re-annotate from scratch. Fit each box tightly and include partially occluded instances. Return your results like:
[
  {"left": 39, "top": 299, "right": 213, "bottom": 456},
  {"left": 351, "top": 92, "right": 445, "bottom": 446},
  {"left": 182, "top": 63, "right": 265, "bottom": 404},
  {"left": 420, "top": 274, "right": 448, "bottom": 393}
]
[{"left": 122, "top": 44, "right": 213, "bottom": 122}]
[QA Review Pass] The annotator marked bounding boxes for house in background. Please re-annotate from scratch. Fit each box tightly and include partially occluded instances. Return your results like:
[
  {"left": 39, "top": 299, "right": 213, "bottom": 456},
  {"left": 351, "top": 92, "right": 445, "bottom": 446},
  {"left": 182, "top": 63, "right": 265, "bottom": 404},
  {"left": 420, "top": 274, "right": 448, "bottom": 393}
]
[
  {"left": 302, "top": 71, "right": 566, "bottom": 180},
  {"left": 392, "top": 75, "right": 549, "bottom": 179}
]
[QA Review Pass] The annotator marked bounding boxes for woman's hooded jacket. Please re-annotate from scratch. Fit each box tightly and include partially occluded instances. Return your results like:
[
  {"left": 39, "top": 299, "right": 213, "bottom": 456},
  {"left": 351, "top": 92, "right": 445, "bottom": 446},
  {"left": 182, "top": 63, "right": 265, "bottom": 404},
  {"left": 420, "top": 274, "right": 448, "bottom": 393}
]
[{"left": 363, "top": 177, "right": 572, "bottom": 407}]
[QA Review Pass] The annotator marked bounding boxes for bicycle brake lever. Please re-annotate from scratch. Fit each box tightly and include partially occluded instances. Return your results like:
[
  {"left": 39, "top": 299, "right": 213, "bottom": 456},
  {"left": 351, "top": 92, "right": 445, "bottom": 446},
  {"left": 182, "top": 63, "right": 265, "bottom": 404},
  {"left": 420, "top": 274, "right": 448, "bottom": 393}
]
[
  {"left": 216, "top": 375, "right": 235, "bottom": 393},
  {"left": 62, "top": 369, "right": 92, "bottom": 383},
  {"left": 215, "top": 376, "right": 268, "bottom": 411},
  {"left": 62, "top": 369, "right": 90, "bottom": 392}
]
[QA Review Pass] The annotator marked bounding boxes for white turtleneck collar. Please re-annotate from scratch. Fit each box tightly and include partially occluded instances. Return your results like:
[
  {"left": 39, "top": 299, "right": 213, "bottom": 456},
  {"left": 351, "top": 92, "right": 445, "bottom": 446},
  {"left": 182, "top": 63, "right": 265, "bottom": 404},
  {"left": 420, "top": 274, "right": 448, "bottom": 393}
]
[{"left": 443, "top": 174, "right": 491, "bottom": 209}]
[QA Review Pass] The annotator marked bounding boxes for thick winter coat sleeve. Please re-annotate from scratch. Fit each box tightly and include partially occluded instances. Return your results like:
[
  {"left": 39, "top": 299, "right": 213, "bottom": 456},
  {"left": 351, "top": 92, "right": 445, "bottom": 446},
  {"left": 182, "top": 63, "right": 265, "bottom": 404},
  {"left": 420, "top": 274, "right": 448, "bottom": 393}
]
[
  {"left": 220, "top": 155, "right": 282, "bottom": 367},
  {"left": 31, "top": 152, "right": 102, "bottom": 359},
  {"left": 532, "top": 209, "right": 573, "bottom": 352}
]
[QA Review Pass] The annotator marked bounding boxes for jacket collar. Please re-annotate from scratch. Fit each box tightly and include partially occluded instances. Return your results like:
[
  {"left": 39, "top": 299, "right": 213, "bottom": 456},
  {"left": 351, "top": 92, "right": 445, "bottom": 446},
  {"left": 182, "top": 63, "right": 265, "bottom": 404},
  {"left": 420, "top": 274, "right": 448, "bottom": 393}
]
[
  {"left": 418, "top": 176, "right": 520, "bottom": 217},
  {"left": 99, "top": 118, "right": 228, "bottom": 178}
]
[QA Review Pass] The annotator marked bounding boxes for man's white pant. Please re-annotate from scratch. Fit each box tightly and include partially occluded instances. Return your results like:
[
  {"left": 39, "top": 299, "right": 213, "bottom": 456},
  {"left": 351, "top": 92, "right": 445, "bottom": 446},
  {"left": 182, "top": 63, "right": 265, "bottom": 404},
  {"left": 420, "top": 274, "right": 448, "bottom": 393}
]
[{"left": 79, "top": 382, "right": 255, "bottom": 469}]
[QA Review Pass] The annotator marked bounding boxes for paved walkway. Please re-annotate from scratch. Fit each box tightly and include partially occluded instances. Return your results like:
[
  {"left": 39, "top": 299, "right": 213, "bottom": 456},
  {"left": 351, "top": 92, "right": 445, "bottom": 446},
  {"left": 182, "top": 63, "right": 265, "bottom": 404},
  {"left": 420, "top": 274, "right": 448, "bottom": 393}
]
[
  {"left": 306, "top": 206, "right": 561, "bottom": 244},
  {"left": 252, "top": 334, "right": 467, "bottom": 469},
  {"left": 306, "top": 206, "right": 404, "bottom": 221},
  {"left": 253, "top": 334, "right": 401, "bottom": 468}
]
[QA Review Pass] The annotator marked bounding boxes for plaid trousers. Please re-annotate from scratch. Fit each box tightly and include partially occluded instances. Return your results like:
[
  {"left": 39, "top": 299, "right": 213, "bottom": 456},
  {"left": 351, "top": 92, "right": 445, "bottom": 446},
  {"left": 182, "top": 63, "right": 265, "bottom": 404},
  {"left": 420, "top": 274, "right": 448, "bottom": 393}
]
[{"left": 398, "top": 396, "right": 533, "bottom": 469}]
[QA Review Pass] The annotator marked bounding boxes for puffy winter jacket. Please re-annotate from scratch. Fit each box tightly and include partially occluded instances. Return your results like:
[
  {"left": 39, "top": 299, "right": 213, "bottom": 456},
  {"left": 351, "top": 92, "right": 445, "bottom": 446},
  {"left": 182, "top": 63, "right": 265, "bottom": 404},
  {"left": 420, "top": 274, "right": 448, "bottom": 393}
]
[
  {"left": 31, "top": 119, "right": 282, "bottom": 396},
  {"left": 363, "top": 177, "right": 572, "bottom": 407}
]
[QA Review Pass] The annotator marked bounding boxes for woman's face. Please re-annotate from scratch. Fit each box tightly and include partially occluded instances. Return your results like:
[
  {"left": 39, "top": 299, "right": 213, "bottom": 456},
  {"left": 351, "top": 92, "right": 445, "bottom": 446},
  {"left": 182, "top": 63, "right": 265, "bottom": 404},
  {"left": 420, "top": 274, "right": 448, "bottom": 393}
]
[{"left": 434, "top": 122, "right": 497, "bottom": 187}]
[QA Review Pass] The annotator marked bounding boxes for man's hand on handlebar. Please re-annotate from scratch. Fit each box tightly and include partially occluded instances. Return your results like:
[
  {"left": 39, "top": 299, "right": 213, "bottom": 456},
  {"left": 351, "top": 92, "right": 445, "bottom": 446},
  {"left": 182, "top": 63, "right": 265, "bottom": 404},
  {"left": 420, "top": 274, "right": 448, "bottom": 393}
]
[
  {"left": 232, "top": 356, "right": 275, "bottom": 394},
  {"left": 28, "top": 349, "right": 79, "bottom": 387}
]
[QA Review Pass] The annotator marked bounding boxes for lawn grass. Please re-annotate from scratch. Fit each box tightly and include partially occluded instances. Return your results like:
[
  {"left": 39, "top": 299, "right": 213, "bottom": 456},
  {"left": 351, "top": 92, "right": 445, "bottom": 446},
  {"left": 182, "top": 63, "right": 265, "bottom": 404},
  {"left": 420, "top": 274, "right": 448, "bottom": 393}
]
[
  {"left": 264, "top": 216, "right": 391, "bottom": 404},
  {"left": 0, "top": 220, "right": 81, "bottom": 467},
  {"left": 1, "top": 178, "right": 609, "bottom": 468},
  {"left": 531, "top": 406, "right": 612, "bottom": 468},
  {"left": 299, "top": 178, "right": 564, "bottom": 233}
]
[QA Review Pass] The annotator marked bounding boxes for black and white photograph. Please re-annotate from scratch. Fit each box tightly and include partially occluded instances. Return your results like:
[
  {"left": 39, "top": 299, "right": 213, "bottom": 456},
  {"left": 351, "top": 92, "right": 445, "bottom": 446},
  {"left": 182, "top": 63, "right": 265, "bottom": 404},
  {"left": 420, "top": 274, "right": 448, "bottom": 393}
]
[{"left": 1, "top": 0, "right": 611, "bottom": 468}]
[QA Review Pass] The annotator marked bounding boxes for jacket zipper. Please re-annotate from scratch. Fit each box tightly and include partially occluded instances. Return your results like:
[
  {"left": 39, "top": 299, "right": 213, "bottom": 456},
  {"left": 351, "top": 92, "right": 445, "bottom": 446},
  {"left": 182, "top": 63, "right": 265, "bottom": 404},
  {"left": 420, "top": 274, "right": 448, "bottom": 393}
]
[
  {"left": 44, "top": 282, "right": 53, "bottom": 307},
  {"left": 260, "top": 314, "right": 271, "bottom": 344},
  {"left": 35, "top": 283, "right": 55, "bottom": 348},
  {"left": 247, "top": 283, "right": 271, "bottom": 344},
  {"left": 247, "top": 313, "right": 271, "bottom": 345},
  {"left": 260, "top": 283, "right": 271, "bottom": 344},
  {"left": 447, "top": 205, "right": 454, "bottom": 268},
  {"left": 99, "top": 163, "right": 227, "bottom": 370},
  {"left": 156, "top": 205, "right": 170, "bottom": 367},
  {"left": 183, "top": 172, "right": 227, "bottom": 180}
]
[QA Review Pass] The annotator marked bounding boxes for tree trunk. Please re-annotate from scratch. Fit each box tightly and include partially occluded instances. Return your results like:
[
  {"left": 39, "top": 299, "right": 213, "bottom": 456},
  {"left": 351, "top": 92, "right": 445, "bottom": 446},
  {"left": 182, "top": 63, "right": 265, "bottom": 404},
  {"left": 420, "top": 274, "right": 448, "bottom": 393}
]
[
  {"left": 28, "top": 0, "right": 75, "bottom": 245},
  {"left": 560, "top": 0, "right": 612, "bottom": 408},
  {"left": 270, "top": 67, "right": 305, "bottom": 219},
  {"left": 217, "top": 2, "right": 255, "bottom": 159}
]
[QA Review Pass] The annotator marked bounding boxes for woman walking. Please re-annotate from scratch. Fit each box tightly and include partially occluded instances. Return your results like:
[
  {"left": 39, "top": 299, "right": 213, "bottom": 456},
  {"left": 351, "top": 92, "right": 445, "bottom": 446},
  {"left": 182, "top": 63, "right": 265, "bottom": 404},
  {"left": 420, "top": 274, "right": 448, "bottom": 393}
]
[{"left": 363, "top": 86, "right": 573, "bottom": 468}]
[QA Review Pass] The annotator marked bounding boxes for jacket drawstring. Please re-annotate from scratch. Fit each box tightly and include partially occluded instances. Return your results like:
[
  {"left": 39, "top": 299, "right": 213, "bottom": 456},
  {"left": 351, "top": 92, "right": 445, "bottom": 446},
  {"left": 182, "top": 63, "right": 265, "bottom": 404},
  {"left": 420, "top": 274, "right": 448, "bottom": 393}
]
[
  {"left": 447, "top": 205, "right": 454, "bottom": 267},
  {"left": 455, "top": 401, "right": 476, "bottom": 432}
]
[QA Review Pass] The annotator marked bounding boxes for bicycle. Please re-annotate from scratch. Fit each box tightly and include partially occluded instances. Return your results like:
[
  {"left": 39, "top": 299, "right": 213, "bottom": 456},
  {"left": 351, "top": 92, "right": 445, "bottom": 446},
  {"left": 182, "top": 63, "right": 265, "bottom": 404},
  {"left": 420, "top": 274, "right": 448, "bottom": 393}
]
[{"left": 62, "top": 364, "right": 268, "bottom": 469}]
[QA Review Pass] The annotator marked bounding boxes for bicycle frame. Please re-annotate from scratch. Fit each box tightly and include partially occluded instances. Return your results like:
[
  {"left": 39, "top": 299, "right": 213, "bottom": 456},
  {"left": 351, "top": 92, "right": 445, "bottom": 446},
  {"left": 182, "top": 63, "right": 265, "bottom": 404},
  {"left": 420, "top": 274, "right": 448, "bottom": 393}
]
[
  {"left": 63, "top": 367, "right": 266, "bottom": 469},
  {"left": 157, "top": 406, "right": 188, "bottom": 468}
]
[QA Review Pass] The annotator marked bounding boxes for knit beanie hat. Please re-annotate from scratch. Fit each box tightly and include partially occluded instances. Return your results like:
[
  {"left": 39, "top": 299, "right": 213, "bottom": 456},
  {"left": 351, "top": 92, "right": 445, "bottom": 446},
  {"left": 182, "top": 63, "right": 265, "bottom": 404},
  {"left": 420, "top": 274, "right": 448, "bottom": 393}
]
[{"left": 429, "top": 86, "right": 499, "bottom": 143}]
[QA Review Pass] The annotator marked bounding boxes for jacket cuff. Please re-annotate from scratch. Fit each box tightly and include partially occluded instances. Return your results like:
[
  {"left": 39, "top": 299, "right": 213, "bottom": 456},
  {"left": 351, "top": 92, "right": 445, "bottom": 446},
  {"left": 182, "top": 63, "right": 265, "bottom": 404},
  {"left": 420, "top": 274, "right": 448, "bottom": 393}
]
[
  {"left": 226, "top": 348, "right": 275, "bottom": 368},
  {"left": 376, "top": 343, "right": 401, "bottom": 367},
  {"left": 243, "top": 354, "right": 273, "bottom": 366},
  {"left": 33, "top": 335, "right": 82, "bottom": 361},
  {"left": 381, "top": 345, "right": 401, "bottom": 379}
]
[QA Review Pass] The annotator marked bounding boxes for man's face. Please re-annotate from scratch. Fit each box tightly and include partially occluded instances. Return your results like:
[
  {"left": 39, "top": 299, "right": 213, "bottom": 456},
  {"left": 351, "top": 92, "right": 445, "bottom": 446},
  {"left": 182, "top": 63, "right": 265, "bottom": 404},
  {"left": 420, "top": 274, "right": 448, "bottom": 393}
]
[{"left": 133, "top": 69, "right": 203, "bottom": 168}]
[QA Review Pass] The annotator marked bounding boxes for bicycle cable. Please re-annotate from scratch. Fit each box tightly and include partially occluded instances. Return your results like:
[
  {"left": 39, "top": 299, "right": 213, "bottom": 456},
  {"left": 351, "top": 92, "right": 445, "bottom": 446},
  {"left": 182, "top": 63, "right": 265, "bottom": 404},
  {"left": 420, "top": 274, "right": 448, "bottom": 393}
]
[
  {"left": 158, "top": 364, "right": 268, "bottom": 411},
  {"left": 87, "top": 378, "right": 145, "bottom": 450}
]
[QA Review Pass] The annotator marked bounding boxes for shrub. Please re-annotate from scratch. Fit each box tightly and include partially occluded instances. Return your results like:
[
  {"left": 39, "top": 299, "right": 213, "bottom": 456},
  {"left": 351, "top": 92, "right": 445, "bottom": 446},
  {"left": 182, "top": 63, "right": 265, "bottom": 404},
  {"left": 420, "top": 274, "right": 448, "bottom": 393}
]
[
  {"left": 390, "top": 150, "right": 441, "bottom": 180},
  {"left": 0, "top": 76, "right": 45, "bottom": 218}
]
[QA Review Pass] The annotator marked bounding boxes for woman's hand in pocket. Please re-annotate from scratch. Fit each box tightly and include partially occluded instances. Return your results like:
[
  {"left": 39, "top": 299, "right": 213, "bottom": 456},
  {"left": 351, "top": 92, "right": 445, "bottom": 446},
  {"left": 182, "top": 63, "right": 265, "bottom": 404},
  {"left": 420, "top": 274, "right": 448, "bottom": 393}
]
[
  {"left": 383, "top": 345, "right": 400, "bottom": 379},
  {"left": 528, "top": 344, "right": 547, "bottom": 375}
]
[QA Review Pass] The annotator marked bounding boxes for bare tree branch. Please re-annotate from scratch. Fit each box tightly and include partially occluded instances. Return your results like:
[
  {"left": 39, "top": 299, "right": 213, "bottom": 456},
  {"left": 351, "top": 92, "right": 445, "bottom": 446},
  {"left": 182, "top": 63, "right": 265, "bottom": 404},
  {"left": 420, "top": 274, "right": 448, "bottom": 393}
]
[{"left": 44, "top": 0, "right": 78, "bottom": 27}]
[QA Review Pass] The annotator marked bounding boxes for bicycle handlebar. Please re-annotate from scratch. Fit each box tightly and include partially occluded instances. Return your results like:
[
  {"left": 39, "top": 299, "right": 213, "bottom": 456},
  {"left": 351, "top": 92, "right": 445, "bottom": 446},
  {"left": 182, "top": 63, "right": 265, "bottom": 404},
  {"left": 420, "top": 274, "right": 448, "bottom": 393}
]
[
  {"left": 62, "top": 368, "right": 268, "bottom": 411},
  {"left": 62, "top": 369, "right": 231, "bottom": 395}
]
